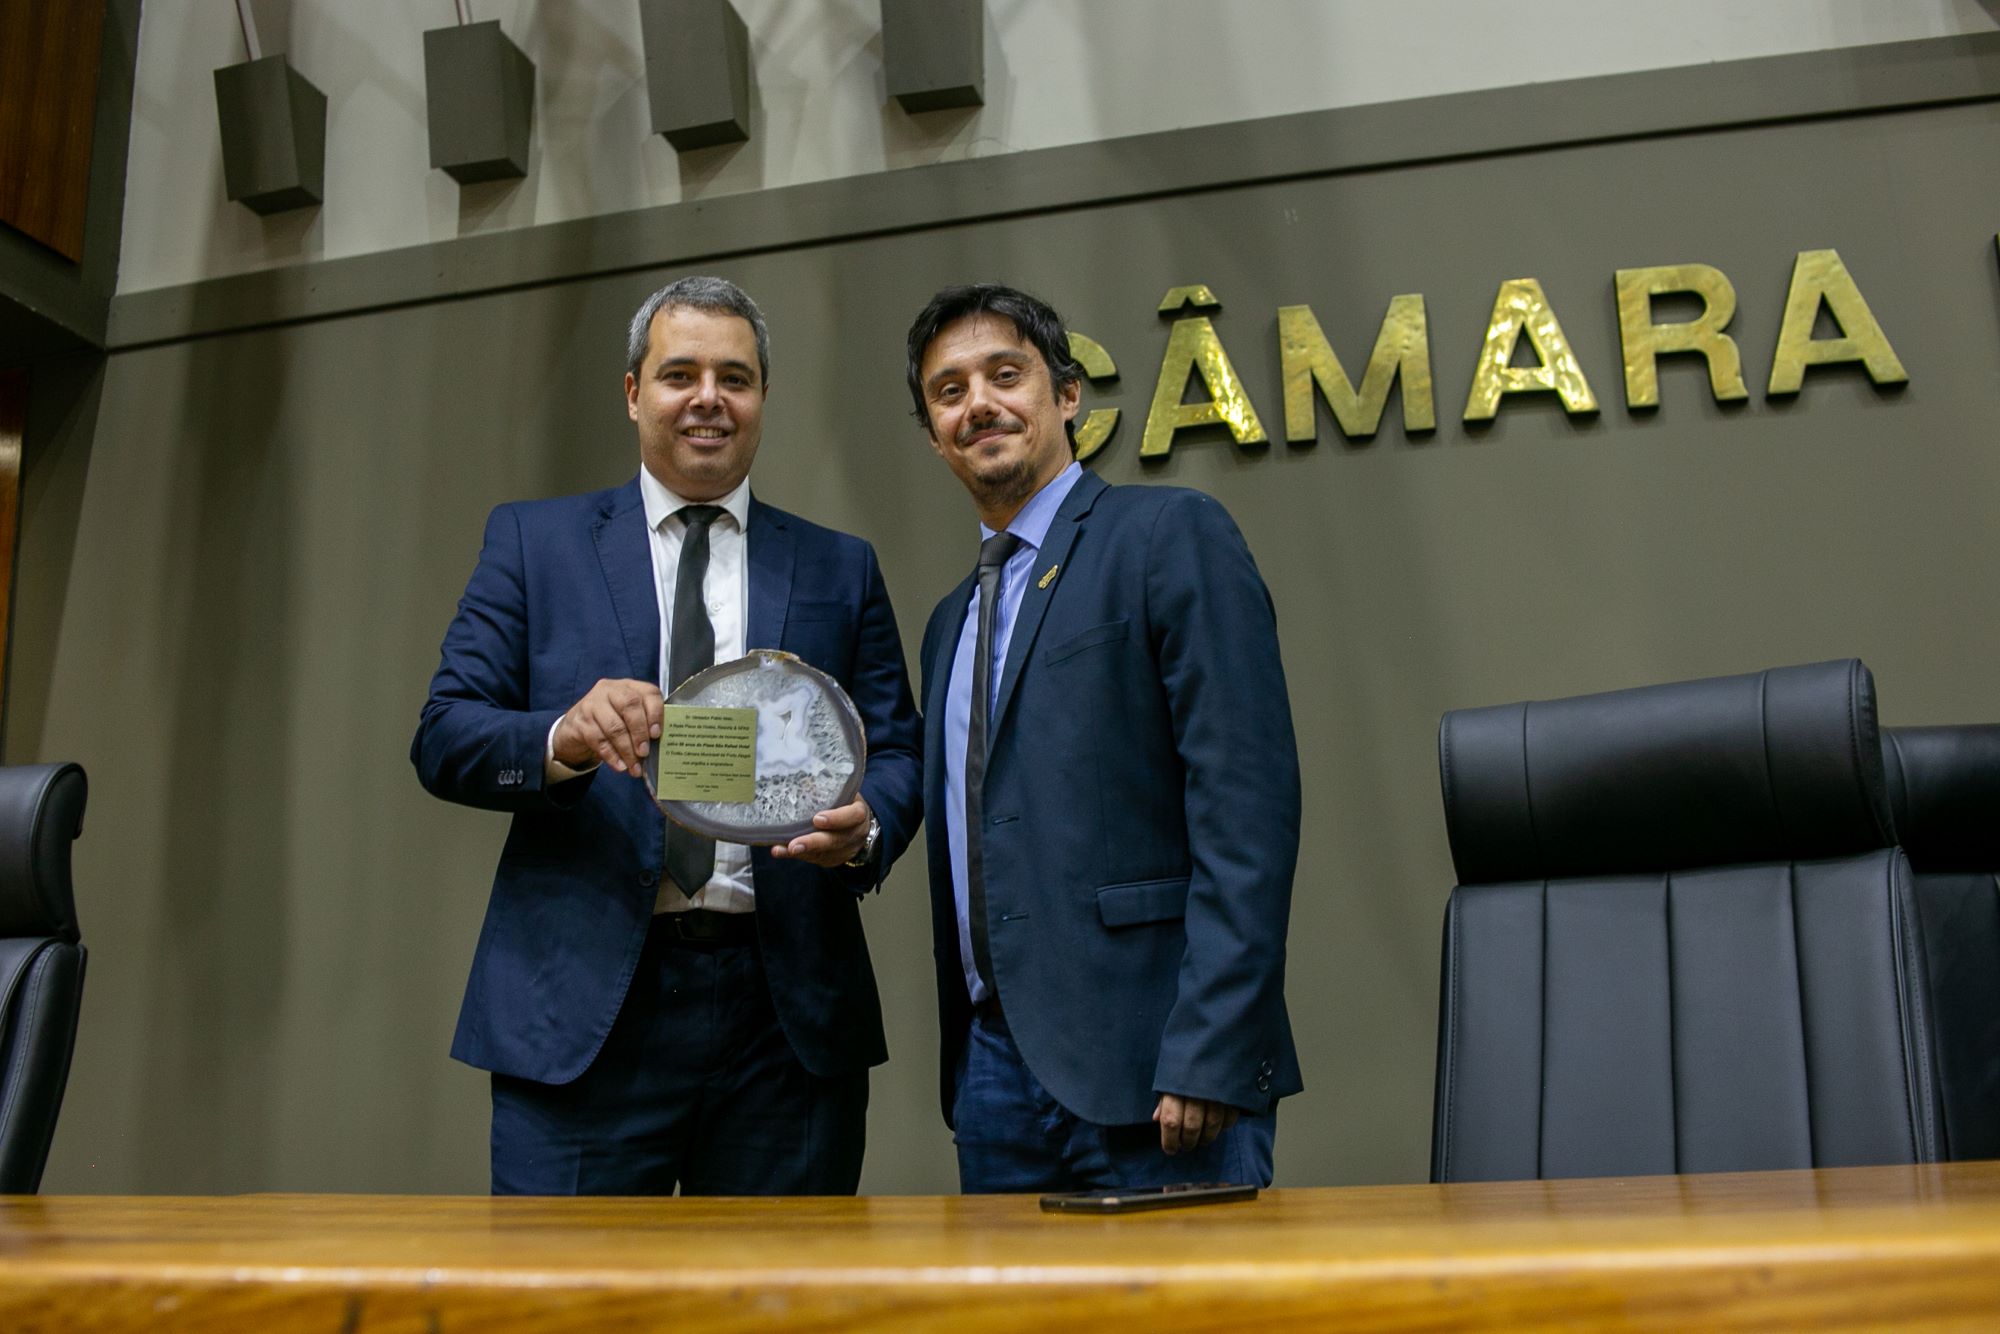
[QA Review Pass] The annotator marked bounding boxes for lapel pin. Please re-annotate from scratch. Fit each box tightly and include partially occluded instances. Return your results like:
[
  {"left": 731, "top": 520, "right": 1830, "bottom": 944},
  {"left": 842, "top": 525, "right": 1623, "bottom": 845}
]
[{"left": 1037, "top": 564, "right": 1060, "bottom": 590}]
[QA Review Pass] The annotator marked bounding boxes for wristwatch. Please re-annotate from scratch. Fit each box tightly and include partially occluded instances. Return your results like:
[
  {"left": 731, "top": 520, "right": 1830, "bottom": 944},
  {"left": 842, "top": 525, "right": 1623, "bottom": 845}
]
[{"left": 844, "top": 816, "right": 881, "bottom": 868}]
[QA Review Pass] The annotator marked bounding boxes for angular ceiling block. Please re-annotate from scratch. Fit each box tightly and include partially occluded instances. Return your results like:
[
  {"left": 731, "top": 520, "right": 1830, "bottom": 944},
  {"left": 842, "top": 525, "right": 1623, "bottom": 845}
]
[
  {"left": 641, "top": 0, "right": 751, "bottom": 151},
  {"left": 882, "top": 0, "right": 983, "bottom": 113},
  {"left": 423, "top": 20, "right": 535, "bottom": 184},
  {"left": 213, "top": 55, "right": 327, "bottom": 214}
]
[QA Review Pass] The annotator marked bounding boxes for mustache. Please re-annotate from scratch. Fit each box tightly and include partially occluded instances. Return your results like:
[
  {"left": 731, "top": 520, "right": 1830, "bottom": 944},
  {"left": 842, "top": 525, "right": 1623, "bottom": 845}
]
[{"left": 957, "top": 415, "right": 1024, "bottom": 445}]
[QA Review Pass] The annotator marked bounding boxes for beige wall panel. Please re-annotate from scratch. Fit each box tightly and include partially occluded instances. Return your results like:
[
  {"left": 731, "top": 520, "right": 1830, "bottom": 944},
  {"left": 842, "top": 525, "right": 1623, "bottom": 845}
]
[{"left": 118, "top": 0, "right": 1996, "bottom": 293}]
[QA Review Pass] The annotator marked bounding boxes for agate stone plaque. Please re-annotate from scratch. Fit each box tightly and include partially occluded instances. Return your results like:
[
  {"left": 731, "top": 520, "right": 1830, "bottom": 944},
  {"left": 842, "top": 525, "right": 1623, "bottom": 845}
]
[{"left": 647, "top": 650, "right": 866, "bottom": 844}]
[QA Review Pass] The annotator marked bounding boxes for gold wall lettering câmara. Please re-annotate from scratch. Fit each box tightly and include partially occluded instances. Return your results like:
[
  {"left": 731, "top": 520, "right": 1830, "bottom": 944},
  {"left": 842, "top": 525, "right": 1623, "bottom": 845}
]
[{"left": 1067, "top": 249, "right": 1910, "bottom": 461}]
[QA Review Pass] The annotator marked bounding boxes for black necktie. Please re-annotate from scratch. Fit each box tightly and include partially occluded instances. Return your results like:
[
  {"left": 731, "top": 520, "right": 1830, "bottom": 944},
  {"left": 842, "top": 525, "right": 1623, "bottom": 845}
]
[
  {"left": 965, "top": 531, "right": 1020, "bottom": 993},
  {"left": 666, "top": 504, "right": 725, "bottom": 900}
]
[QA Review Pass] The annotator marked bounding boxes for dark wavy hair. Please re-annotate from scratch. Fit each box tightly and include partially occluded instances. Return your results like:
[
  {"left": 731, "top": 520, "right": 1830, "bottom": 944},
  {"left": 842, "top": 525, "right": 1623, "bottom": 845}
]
[{"left": 904, "top": 284, "right": 1083, "bottom": 451}]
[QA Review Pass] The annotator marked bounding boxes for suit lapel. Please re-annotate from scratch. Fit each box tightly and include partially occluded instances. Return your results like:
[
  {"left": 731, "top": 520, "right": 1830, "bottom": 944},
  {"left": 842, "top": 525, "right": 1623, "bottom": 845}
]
[
  {"left": 592, "top": 479, "right": 660, "bottom": 683},
  {"left": 745, "top": 496, "right": 795, "bottom": 652},
  {"left": 989, "top": 470, "right": 1106, "bottom": 739}
]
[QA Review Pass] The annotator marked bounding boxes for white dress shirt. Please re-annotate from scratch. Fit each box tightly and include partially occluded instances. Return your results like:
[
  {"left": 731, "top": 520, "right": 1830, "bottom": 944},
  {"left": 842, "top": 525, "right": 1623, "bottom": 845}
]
[{"left": 546, "top": 469, "right": 755, "bottom": 914}]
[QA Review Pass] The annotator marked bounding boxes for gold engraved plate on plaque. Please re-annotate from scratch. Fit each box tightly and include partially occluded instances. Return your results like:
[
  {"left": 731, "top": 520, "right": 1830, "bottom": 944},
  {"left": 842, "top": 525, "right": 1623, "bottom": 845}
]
[
  {"left": 1280, "top": 296, "right": 1434, "bottom": 440},
  {"left": 1615, "top": 263, "right": 1748, "bottom": 409},
  {"left": 655, "top": 707, "right": 756, "bottom": 803},
  {"left": 1463, "top": 278, "right": 1598, "bottom": 422},
  {"left": 1767, "top": 249, "right": 1908, "bottom": 395},
  {"left": 1067, "top": 331, "right": 1120, "bottom": 462}
]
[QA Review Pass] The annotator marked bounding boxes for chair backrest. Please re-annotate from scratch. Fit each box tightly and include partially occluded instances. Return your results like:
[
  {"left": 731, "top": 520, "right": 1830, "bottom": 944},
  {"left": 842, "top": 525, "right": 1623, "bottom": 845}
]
[
  {"left": 0, "top": 763, "right": 87, "bottom": 1194},
  {"left": 1883, "top": 724, "right": 2000, "bottom": 1162},
  {"left": 1432, "top": 661, "right": 1941, "bottom": 1183}
]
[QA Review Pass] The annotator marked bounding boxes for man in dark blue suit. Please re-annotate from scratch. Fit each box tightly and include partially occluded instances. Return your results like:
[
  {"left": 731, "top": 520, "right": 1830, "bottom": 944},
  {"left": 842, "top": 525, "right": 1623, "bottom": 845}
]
[
  {"left": 906, "top": 284, "right": 1303, "bottom": 1193},
  {"left": 414, "top": 276, "right": 921, "bottom": 1195}
]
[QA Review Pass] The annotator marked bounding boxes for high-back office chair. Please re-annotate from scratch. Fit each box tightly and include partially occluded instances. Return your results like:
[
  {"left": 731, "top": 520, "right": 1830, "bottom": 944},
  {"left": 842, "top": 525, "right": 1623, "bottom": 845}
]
[
  {"left": 1884, "top": 724, "right": 2000, "bottom": 1162},
  {"left": 1431, "top": 661, "right": 1942, "bottom": 1183},
  {"left": 0, "top": 763, "right": 87, "bottom": 1194}
]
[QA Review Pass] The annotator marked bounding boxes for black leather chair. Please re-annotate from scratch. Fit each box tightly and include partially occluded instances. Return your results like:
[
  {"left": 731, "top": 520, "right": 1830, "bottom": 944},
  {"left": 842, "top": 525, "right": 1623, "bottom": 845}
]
[
  {"left": 1883, "top": 724, "right": 2000, "bottom": 1162},
  {"left": 0, "top": 763, "right": 87, "bottom": 1194},
  {"left": 1431, "top": 660, "right": 1942, "bottom": 1182}
]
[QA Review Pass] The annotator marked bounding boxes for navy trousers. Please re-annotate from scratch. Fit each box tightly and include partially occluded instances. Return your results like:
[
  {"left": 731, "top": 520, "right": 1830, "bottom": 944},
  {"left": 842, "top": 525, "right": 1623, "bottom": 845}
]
[
  {"left": 490, "top": 915, "right": 868, "bottom": 1195},
  {"left": 952, "top": 1008, "right": 1275, "bottom": 1194}
]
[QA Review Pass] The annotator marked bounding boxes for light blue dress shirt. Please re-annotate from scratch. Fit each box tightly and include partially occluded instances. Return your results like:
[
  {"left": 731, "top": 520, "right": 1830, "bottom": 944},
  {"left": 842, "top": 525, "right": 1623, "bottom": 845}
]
[{"left": 945, "top": 461, "right": 1084, "bottom": 1005}]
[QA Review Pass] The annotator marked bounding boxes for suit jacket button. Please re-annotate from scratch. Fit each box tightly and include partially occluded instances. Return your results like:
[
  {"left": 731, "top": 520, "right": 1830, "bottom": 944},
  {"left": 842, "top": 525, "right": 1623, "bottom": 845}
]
[
  {"left": 638, "top": 869, "right": 659, "bottom": 887},
  {"left": 1256, "top": 1075, "right": 1272, "bottom": 1093},
  {"left": 1259, "top": 1059, "right": 1274, "bottom": 1076}
]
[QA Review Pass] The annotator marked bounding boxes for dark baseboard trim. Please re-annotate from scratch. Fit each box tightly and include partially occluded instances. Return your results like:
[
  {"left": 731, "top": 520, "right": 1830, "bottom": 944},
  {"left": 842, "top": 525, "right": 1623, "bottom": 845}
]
[{"left": 106, "top": 32, "right": 2000, "bottom": 351}]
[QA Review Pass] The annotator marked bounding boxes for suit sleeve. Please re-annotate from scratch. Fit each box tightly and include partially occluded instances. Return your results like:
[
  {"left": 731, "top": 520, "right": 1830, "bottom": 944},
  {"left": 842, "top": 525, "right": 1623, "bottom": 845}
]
[
  {"left": 411, "top": 503, "right": 592, "bottom": 813},
  {"left": 832, "top": 541, "right": 924, "bottom": 891},
  {"left": 1145, "top": 493, "right": 1302, "bottom": 1112}
]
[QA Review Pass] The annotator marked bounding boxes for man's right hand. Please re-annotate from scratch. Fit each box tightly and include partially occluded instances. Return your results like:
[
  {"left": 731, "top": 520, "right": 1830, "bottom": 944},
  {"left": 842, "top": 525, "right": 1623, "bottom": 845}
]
[{"left": 552, "top": 678, "right": 663, "bottom": 775}]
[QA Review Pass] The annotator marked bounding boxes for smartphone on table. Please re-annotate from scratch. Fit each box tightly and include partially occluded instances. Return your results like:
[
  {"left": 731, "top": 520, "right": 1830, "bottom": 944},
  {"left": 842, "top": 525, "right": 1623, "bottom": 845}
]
[{"left": 1039, "top": 1182, "right": 1258, "bottom": 1213}]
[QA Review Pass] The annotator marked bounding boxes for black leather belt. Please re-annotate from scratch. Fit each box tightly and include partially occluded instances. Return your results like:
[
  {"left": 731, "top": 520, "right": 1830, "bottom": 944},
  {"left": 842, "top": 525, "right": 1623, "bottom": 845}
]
[{"left": 654, "top": 909, "right": 757, "bottom": 947}]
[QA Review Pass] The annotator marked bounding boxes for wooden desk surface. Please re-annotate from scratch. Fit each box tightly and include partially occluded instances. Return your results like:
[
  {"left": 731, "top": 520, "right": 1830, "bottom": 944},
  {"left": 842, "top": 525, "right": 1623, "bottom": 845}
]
[{"left": 6, "top": 1162, "right": 2000, "bottom": 1330}]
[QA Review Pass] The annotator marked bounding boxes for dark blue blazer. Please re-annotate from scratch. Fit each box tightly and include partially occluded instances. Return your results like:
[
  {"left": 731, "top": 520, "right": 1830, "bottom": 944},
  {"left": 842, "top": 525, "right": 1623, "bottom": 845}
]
[
  {"left": 413, "top": 479, "right": 922, "bottom": 1085},
  {"left": 918, "top": 471, "right": 1303, "bottom": 1128}
]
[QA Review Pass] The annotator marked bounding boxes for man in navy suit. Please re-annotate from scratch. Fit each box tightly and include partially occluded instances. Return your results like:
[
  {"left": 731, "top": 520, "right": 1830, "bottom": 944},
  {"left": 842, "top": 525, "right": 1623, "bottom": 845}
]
[
  {"left": 906, "top": 284, "right": 1303, "bottom": 1193},
  {"left": 414, "top": 276, "right": 921, "bottom": 1195}
]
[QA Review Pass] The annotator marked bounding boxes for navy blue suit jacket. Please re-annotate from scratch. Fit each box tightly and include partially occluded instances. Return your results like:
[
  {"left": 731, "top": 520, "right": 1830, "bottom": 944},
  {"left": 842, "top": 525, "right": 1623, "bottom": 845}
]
[
  {"left": 918, "top": 471, "right": 1303, "bottom": 1128},
  {"left": 414, "top": 479, "right": 922, "bottom": 1085}
]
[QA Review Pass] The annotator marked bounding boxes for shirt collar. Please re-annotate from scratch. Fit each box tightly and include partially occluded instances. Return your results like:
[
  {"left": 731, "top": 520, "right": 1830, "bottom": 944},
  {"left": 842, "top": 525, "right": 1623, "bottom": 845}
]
[
  {"left": 979, "top": 461, "right": 1083, "bottom": 552},
  {"left": 639, "top": 467, "right": 751, "bottom": 535}
]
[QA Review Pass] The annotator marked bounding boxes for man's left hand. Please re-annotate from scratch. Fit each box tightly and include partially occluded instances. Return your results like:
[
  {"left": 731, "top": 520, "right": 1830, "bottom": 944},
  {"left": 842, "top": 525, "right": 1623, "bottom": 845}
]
[
  {"left": 771, "top": 796, "right": 873, "bottom": 866},
  {"left": 1154, "top": 1093, "right": 1241, "bottom": 1155}
]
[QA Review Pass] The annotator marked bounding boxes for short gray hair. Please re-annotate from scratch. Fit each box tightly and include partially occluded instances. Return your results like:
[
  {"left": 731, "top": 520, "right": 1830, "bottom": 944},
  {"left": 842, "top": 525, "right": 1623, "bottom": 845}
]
[{"left": 625, "top": 275, "right": 771, "bottom": 384}]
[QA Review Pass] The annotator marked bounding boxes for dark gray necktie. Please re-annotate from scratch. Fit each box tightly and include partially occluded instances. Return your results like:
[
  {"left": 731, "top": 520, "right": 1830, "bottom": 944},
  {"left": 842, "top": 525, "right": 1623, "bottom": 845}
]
[
  {"left": 666, "top": 504, "right": 725, "bottom": 900},
  {"left": 964, "top": 531, "right": 1020, "bottom": 993}
]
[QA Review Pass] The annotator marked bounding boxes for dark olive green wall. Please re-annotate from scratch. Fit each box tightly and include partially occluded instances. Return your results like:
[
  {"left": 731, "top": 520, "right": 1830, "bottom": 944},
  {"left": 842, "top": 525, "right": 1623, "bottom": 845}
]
[{"left": 14, "top": 38, "right": 2000, "bottom": 1194}]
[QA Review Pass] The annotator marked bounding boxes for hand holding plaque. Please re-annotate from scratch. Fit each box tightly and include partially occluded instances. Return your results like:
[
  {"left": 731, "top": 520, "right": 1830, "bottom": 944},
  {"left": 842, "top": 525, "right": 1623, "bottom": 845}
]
[{"left": 644, "top": 650, "right": 867, "bottom": 845}]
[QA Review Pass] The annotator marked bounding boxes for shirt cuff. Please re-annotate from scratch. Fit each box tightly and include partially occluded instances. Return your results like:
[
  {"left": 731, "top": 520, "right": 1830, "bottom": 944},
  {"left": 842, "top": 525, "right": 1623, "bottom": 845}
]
[{"left": 545, "top": 715, "right": 599, "bottom": 784}]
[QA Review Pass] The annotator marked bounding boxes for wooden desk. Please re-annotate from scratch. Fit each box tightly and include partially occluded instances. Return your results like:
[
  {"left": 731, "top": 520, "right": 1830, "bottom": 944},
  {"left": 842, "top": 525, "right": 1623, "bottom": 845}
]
[{"left": 5, "top": 1163, "right": 2000, "bottom": 1330}]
